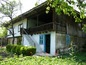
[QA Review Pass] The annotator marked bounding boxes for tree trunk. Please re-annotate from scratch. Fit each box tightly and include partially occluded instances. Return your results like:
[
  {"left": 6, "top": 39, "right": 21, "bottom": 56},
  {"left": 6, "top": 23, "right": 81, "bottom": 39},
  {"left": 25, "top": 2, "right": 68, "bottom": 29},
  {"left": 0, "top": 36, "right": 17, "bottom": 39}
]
[
  {"left": 11, "top": 17, "right": 15, "bottom": 44},
  {"left": 1, "top": 38, "right": 2, "bottom": 47}
]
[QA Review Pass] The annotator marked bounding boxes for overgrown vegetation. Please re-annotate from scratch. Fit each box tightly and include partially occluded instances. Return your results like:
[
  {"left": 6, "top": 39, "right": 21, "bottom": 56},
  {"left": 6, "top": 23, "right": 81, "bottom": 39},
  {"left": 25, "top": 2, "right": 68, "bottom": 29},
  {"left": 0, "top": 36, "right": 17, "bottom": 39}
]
[
  {"left": 0, "top": 53, "right": 86, "bottom": 65},
  {"left": 0, "top": 0, "right": 21, "bottom": 44},
  {"left": 6, "top": 44, "right": 36, "bottom": 56},
  {"left": 0, "top": 27, "right": 7, "bottom": 38},
  {"left": 0, "top": 45, "right": 86, "bottom": 65},
  {"left": 82, "top": 43, "right": 86, "bottom": 52},
  {"left": 46, "top": 0, "right": 86, "bottom": 22}
]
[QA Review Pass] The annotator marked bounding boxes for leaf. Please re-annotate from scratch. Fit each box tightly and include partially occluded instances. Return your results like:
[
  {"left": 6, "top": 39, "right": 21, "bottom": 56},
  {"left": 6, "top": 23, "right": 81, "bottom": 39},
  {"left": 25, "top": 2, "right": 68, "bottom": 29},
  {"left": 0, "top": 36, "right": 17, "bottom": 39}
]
[
  {"left": 46, "top": 10, "right": 49, "bottom": 14},
  {"left": 80, "top": 10, "right": 85, "bottom": 19},
  {"left": 46, "top": 6, "right": 50, "bottom": 11},
  {"left": 75, "top": 17, "right": 81, "bottom": 22},
  {"left": 55, "top": 7, "right": 62, "bottom": 15}
]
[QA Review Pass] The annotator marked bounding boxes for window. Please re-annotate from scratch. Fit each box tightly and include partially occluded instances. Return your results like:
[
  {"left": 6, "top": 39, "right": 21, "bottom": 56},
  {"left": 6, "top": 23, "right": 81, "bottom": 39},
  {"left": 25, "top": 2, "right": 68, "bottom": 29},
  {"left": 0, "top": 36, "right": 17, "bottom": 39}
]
[
  {"left": 39, "top": 35, "right": 44, "bottom": 45},
  {"left": 8, "top": 28, "right": 12, "bottom": 35},
  {"left": 18, "top": 23, "right": 23, "bottom": 32},
  {"left": 66, "top": 34, "right": 70, "bottom": 45}
]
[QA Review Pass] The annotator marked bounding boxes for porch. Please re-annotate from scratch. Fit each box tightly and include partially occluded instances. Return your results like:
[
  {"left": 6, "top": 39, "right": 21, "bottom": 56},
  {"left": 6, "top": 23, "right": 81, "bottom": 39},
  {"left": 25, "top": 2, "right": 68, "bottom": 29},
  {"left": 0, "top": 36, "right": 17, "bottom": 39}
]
[
  {"left": 21, "top": 22, "right": 53, "bottom": 34},
  {"left": 21, "top": 22, "right": 66, "bottom": 34}
]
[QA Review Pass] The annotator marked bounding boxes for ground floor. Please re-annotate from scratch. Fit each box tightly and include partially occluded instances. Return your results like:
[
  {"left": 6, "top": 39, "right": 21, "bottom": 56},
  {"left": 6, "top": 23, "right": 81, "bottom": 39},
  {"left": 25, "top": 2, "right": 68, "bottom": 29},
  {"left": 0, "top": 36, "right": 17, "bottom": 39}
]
[
  {"left": 22, "top": 32, "right": 56, "bottom": 55},
  {"left": 22, "top": 31, "right": 86, "bottom": 55},
  {"left": 0, "top": 47, "right": 86, "bottom": 65},
  {"left": 7, "top": 32, "right": 86, "bottom": 55},
  {"left": 7, "top": 36, "right": 22, "bottom": 45}
]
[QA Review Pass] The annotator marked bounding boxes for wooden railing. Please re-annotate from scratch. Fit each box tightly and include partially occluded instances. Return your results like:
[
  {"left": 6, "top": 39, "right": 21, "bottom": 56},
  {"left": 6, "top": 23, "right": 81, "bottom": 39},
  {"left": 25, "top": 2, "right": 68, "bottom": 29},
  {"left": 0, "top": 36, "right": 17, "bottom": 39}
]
[
  {"left": 20, "top": 22, "right": 67, "bottom": 34},
  {"left": 29, "top": 22, "right": 54, "bottom": 34},
  {"left": 21, "top": 22, "right": 54, "bottom": 34},
  {"left": 55, "top": 23, "right": 66, "bottom": 34}
]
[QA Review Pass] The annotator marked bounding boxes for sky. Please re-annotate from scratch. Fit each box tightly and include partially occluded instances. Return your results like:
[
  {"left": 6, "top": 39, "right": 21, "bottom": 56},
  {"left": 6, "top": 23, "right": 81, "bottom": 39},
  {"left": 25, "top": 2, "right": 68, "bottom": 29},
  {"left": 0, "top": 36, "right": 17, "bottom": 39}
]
[
  {"left": 0, "top": 0, "right": 83, "bottom": 24},
  {"left": 20, "top": 0, "right": 46, "bottom": 13},
  {"left": 0, "top": 0, "right": 46, "bottom": 24}
]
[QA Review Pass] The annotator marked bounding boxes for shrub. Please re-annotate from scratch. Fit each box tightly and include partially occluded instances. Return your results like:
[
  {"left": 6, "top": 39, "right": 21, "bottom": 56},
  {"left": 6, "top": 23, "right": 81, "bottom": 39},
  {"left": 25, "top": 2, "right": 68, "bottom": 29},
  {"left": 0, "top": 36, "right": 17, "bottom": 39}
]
[
  {"left": 6, "top": 44, "right": 13, "bottom": 52},
  {"left": 82, "top": 43, "right": 86, "bottom": 52},
  {"left": 22, "top": 46, "right": 36, "bottom": 56},
  {"left": 6, "top": 44, "right": 36, "bottom": 56}
]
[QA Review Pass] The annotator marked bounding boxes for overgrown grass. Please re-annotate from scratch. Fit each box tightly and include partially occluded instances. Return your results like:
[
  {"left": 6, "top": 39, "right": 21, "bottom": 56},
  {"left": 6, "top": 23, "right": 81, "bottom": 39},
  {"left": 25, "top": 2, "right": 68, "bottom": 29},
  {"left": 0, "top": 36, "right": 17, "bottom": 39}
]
[
  {"left": 0, "top": 55, "right": 86, "bottom": 65},
  {"left": 0, "top": 47, "right": 86, "bottom": 65}
]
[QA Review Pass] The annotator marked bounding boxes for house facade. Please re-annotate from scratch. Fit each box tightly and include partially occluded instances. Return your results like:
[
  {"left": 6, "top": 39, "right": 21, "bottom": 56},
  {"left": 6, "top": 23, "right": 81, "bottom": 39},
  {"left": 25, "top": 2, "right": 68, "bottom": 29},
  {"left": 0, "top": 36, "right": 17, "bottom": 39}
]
[
  {"left": 6, "top": 2, "right": 86, "bottom": 55},
  {"left": 7, "top": 19, "right": 27, "bottom": 44}
]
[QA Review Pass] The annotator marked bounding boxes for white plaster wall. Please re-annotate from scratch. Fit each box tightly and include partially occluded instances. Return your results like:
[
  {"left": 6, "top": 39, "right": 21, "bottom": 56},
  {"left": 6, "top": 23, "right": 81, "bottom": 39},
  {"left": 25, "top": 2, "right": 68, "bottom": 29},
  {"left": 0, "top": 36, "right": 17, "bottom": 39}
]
[
  {"left": 32, "top": 34, "right": 44, "bottom": 52},
  {"left": 22, "top": 35, "right": 30, "bottom": 46},
  {"left": 7, "top": 19, "right": 27, "bottom": 38},
  {"left": 50, "top": 32, "right": 56, "bottom": 55},
  {"left": 22, "top": 34, "right": 44, "bottom": 52},
  {"left": 22, "top": 32, "right": 56, "bottom": 55}
]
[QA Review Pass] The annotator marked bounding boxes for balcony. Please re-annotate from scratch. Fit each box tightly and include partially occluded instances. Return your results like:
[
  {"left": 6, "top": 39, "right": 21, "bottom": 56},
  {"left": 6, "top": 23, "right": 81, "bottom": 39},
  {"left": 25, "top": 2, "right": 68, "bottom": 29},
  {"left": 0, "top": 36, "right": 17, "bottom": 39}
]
[
  {"left": 20, "top": 22, "right": 67, "bottom": 34},
  {"left": 21, "top": 22, "right": 55, "bottom": 34}
]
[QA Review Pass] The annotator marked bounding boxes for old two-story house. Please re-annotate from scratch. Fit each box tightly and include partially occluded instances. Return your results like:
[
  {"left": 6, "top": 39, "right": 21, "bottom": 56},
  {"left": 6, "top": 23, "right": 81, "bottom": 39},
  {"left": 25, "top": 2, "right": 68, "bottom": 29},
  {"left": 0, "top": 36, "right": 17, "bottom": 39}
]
[{"left": 5, "top": 2, "right": 86, "bottom": 55}]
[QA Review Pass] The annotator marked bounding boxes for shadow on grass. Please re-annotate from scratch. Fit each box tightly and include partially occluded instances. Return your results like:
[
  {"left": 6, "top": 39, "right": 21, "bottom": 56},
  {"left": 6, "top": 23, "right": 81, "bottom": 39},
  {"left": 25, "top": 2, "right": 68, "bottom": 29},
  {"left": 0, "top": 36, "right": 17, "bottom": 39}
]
[
  {"left": 74, "top": 52, "right": 86, "bottom": 63},
  {"left": 0, "top": 47, "right": 13, "bottom": 61},
  {"left": 60, "top": 52, "right": 86, "bottom": 63}
]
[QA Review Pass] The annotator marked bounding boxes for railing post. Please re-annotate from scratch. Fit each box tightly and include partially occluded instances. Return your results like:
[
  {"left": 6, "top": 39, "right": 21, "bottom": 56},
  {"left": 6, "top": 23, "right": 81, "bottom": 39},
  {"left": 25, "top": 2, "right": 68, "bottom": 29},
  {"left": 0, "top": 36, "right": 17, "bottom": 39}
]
[
  {"left": 20, "top": 28, "right": 23, "bottom": 36},
  {"left": 52, "top": 8, "right": 57, "bottom": 32},
  {"left": 53, "top": 22, "right": 56, "bottom": 31}
]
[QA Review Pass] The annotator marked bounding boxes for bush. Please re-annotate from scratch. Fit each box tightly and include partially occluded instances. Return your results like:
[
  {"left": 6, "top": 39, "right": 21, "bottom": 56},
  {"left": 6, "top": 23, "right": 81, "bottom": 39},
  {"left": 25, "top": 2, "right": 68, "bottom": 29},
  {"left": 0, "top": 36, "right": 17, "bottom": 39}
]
[
  {"left": 82, "top": 43, "right": 86, "bottom": 52},
  {"left": 6, "top": 44, "right": 13, "bottom": 52},
  {"left": 6, "top": 44, "right": 36, "bottom": 56}
]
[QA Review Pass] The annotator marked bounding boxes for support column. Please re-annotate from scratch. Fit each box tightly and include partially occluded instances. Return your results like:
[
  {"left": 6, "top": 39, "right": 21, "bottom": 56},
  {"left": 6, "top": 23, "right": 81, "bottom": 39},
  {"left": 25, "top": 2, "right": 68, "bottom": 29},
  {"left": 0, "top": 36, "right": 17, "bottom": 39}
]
[
  {"left": 37, "top": 15, "right": 39, "bottom": 26},
  {"left": 52, "top": 9, "right": 56, "bottom": 31},
  {"left": 50, "top": 32, "right": 56, "bottom": 55}
]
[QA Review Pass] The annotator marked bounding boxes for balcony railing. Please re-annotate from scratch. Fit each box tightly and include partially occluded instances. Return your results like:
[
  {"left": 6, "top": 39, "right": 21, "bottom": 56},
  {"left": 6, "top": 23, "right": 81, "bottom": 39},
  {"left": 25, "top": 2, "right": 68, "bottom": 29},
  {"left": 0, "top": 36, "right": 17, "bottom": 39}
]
[
  {"left": 55, "top": 23, "right": 66, "bottom": 34},
  {"left": 21, "top": 22, "right": 54, "bottom": 34},
  {"left": 20, "top": 22, "right": 67, "bottom": 34}
]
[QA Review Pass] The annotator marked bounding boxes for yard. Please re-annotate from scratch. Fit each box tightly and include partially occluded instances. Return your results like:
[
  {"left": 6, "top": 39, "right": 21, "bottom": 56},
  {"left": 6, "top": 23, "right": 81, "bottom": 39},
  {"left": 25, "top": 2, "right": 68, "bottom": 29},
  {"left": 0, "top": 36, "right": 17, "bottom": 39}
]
[{"left": 0, "top": 47, "right": 86, "bottom": 65}]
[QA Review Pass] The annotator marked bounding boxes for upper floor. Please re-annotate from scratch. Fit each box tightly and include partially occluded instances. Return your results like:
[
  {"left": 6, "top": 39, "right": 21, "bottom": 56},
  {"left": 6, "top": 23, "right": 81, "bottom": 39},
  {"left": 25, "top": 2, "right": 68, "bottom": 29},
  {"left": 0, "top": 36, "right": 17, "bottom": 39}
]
[
  {"left": 7, "top": 19, "right": 27, "bottom": 37},
  {"left": 6, "top": 1, "right": 86, "bottom": 38}
]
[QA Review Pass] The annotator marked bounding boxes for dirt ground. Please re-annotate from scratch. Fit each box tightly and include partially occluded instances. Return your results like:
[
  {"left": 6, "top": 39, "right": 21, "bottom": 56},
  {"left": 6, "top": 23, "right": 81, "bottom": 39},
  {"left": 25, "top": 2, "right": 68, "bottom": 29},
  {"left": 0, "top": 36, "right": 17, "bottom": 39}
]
[{"left": 0, "top": 47, "right": 10, "bottom": 60}]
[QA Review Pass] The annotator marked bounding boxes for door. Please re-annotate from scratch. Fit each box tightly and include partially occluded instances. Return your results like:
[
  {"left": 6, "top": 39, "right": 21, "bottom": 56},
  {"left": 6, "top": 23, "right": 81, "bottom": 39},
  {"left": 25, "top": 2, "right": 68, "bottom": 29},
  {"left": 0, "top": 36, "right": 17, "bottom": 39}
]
[{"left": 45, "top": 34, "right": 50, "bottom": 53}]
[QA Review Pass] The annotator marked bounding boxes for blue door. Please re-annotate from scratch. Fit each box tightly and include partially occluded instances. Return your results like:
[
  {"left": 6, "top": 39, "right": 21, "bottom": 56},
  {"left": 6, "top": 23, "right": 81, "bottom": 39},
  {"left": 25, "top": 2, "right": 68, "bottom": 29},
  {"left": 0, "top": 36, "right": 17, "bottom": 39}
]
[{"left": 39, "top": 34, "right": 50, "bottom": 53}]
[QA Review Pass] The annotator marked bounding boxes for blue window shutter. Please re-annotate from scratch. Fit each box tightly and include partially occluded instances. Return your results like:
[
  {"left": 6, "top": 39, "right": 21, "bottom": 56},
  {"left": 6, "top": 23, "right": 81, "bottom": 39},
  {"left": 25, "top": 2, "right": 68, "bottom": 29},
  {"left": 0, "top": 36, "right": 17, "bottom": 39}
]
[
  {"left": 39, "top": 35, "right": 44, "bottom": 45},
  {"left": 66, "top": 34, "right": 71, "bottom": 45}
]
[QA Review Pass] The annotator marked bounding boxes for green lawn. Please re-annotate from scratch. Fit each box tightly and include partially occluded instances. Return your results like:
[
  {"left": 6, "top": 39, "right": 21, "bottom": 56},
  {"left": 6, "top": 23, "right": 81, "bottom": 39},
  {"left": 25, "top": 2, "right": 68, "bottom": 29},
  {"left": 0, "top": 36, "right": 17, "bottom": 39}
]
[{"left": 0, "top": 47, "right": 86, "bottom": 65}]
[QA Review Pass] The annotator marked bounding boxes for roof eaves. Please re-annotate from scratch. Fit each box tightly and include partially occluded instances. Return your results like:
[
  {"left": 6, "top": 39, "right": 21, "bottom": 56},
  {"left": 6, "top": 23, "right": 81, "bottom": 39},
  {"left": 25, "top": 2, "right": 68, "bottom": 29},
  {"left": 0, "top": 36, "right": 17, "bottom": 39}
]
[{"left": 4, "top": 1, "right": 47, "bottom": 27}]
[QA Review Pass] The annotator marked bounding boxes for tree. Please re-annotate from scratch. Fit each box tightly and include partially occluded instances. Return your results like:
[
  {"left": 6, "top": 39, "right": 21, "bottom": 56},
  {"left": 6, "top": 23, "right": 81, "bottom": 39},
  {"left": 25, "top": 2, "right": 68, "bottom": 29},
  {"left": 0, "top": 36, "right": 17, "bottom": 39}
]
[
  {"left": 82, "top": 24, "right": 86, "bottom": 32},
  {"left": 0, "top": 27, "right": 7, "bottom": 38},
  {"left": 46, "top": 0, "right": 86, "bottom": 22},
  {"left": 0, "top": 26, "right": 7, "bottom": 47},
  {"left": 0, "top": 0, "right": 21, "bottom": 44}
]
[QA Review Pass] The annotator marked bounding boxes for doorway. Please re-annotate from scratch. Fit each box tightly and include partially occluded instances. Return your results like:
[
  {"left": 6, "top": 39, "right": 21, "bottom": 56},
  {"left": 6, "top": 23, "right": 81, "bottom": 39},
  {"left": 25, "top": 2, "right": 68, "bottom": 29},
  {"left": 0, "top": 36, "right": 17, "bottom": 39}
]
[{"left": 45, "top": 34, "right": 50, "bottom": 53}]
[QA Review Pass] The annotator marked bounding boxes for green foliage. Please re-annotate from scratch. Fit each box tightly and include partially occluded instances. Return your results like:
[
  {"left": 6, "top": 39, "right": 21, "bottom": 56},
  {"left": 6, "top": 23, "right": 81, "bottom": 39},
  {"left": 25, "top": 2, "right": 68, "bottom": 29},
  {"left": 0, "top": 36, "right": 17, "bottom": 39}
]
[
  {"left": 46, "top": 0, "right": 86, "bottom": 22},
  {"left": 69, "top": 42, "right": 76, "bottom": 56},
  {"left": 0, "top": 54, "right": 86, "bottom": 65},
  {"left": 0, "top": 27, "right": 7, "bottom": 38},
  {"left": 82, "top": 24, "right": 86, "bottom": 32},
  {"left": 0, "top": 46, "right": 86, "bottom": 65},
  {"left": 0, "top": 0, "right": 20, "bottom": 18},
  {"left": 6, "top": 44, "right": 36, "bottom": 56},
  {"left": 82, "top": 43, "right": 86, "bottom": 52},
  {"left": 0, "top": 0, "right": 22, "bottom": 44},
  {"left": 6, "top": 44, "right": 13, "bottom": 52}
]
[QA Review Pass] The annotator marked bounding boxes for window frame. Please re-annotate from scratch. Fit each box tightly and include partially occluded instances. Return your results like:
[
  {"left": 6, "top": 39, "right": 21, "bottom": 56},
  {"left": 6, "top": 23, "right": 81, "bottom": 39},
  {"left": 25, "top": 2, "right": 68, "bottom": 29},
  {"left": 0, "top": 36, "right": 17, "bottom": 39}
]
[
  {"left": 18, "top": 23, "right": 23, "bottom": 32},
  {"left": 8, "top": 28, "right": 12, "bottom": 35},
  {"left": 39, "top": 35, "right": 44, "bottom": 45}
]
